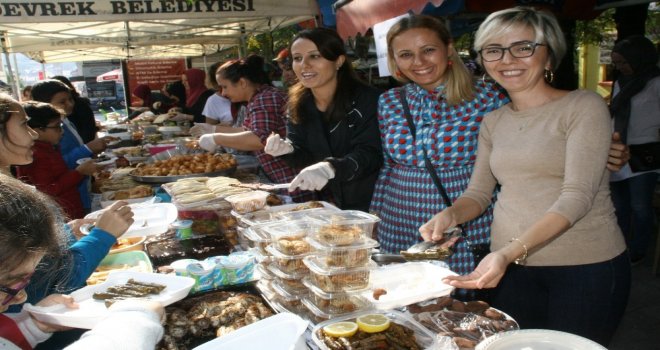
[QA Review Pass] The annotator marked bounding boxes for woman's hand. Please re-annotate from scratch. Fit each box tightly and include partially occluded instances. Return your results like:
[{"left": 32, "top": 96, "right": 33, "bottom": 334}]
[
  {"left": 190, "top": 123, "right": 216, "bottom": 137},
  {"left": 95, "top": 201, "right": 134, "bottom": 238},
  {"left": 31, "top": 294, "right": 79, "bottom": 333},
  {"left": 264, "top": 133, "right": 294, "bottom": 157},
  {"left": 442, "top": 251, "right": 509, "bottom": 289},
  {"left": 607, "top": 132, "right": 630, "bottom": 172},
  {"left": 419, "top": 208, "right": 458, "bottom": 242}
]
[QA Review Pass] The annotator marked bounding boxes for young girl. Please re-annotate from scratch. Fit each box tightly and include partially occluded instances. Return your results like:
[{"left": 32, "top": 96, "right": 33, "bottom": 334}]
[{"left": 15, "top": 102, "right": 99, "bottom": 219}]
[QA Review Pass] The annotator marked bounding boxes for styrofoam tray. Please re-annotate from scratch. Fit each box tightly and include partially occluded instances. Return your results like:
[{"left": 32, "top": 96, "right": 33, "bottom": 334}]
[
  {"left": 193, "top": 312, "right": 308, "bottom": 350},
  {"left": 361, "top": 262, "right": 457, "bottom": 310},
  {"left": 25, "top": 271, "right": 194, "bottom": 329},
  {"left": 84, "top": 203, "right": 177, "bottom": 238}
]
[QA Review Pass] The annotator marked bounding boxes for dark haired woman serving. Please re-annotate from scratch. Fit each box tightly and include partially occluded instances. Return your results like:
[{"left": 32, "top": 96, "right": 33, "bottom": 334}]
[
  {"left": 197, "top": 55, "right": 307, "bottom": 196},
  {"left": 264, "top": 28, "right": 382, "bottom": 211}
]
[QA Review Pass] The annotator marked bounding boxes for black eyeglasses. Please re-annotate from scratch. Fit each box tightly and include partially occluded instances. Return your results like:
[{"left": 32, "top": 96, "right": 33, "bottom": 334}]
[
  {"left": 40, "top": 122, "right": 64, "bottom": 131},
  {"left": 0, "top": 273, "right": 33, "bottom": 306},
  {"left": 480, "top": 42, "right": 545, "bottom": 62}
]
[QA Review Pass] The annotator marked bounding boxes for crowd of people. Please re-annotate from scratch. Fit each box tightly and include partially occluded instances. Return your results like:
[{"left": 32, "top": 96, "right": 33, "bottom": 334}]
[{"left": 0, "top": 5, "right": 656, "bottom": 349}]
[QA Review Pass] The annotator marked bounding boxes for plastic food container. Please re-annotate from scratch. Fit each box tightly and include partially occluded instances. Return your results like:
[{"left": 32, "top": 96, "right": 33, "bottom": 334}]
[
  {"left": 311, "top": 310, "right": 439, "bottom": 350},
  {"left": 225, "top": 190, "right": 269, "bottom": 214},
  {"left": 109, "top": 236, "right": 146, "bottom": 254},
  {"left": 171, "top": 259, "right": 216, "bottom": 293},
  {"left": 214, "top": 252, "right": 256, "bottom": 285},
  {"left": 307, "top": 210, "right": 380, "bottom": 246},
  {"left": 308, "top": 237, "right": 379, "bottom": 268},
  {"left": 304, "top": 256, "right": 374, "bottom": 293},
  {"left": 303, "top": 277, "right": 372, "bottom": 315},
  {"left": 171, "top": 220, "right": 193, "bottom": 240},
  {"left": 266, "top": 264, "right": 307, "bottom": 293},
  {"left": 271, "top": 278, "right": 308, "bottom": 313},
  {"left": 264, "top": 244, "right": 310, "bottom": 275},
  {"left": 261, "top": 219, "right": 316, "bottom": 256},
  {"left": 86, "top": 251, "right": 153, "bottom": 285},
  {"left": 242, "top": 226, "right": 272, "bottom": 255},
  {"left": 176, "top": 200, "right": 237, "bottom": 244},
  {"left": 237, "top": 201, "right": 339, "bottom": 227}
]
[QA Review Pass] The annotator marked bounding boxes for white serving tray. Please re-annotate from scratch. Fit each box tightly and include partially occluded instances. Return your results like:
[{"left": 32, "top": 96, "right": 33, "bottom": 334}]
[
  {"left": 476, "top": 329, "right": 607, "bottom": 350},
  {"left": 361, "top": 261, "right": 457, "bottom": 310},
  {"left": 25, "top": 271, "right": 194, "bottom": 329},
  {"left": 84, "top": 202, "right": 177, "bottom": 238}
]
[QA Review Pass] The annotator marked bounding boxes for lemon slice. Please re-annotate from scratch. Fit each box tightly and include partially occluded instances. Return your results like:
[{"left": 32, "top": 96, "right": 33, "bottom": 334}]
[
  {"left": 323, "top": 321, "right": 358, "bottom": 337},
  {"left": 356, "top": 314, "right": 391, "bottom": 333}
]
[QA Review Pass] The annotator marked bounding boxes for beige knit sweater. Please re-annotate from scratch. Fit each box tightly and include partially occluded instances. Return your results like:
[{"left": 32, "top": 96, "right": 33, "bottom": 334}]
[{"left": 462, "top": 90, "right": 626, "bottom": 266}]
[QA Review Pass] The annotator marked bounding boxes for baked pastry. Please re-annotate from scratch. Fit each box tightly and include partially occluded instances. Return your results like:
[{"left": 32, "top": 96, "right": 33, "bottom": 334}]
[
  {"left": 276, "top": 235, "right": 311, "bottom": 255},
  {"left": 311, "top": 270, "right": 370, "bottom": 292},
  {"left": 317, "top": 224, "right": 362, "bottom": 246},
  {"left": 325, "top": 249, "right": 369, "bottom": 268}
]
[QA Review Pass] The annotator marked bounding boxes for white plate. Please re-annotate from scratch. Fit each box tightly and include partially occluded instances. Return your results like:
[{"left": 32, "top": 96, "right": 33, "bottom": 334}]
[
  {"left": 25, "top": 271, "right": 194, "bottom": 329},
  {"left": 476, "top": 329, "right": 607, "bottom": 350},
  {"left": 193, "top": 313, "right": 308, "bottom": 350},
  {"left": 84, "top": 202, "right": 177, "bottom": 238},
  {"left": 76, "top": 157, "right": 116, "bottom": 167},
  {"left": 361, "top": 261, "right": 457, "bottom": 310}
]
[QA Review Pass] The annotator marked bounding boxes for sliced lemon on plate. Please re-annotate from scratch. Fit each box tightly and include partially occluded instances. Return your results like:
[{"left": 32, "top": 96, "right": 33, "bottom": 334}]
[
  {"left": 323, "top": 321, "right": 358, "bottom": 337},
  {"left": 356, "top": 314, "right": 391, "bottom": 333}
]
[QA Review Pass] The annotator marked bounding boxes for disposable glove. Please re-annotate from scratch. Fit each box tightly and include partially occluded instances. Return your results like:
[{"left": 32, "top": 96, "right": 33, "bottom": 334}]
[
  {"left": 190, "top": 123, "right": 216, "bottom": 137},
  {"left": 288, "top": 162, "right": 335, "bottom": 192},
  {"left": 198, "top": 134, "right": 218, "bottom": 153},
  {"left": 264, "top": 133, "right": 294, "bottom": 157}
]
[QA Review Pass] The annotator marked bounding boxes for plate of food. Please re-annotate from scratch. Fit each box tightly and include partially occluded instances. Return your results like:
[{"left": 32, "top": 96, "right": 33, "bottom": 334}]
[
  {"left": 130, "top": 153, "right": 237, "bottom": 183},
  {"left": 76, "top": 156, "right": 117, "bottom": 167},
  {"left": 25, "top": 271, "right": 194, "bottom": 329}
]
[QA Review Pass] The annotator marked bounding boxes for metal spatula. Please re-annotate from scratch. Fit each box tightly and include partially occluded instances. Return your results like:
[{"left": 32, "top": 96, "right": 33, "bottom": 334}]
[{"left": 401, "top": 227, "right": 463, "bottom": 261}]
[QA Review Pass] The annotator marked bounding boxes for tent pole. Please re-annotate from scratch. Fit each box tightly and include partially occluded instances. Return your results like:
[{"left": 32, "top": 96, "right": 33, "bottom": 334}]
[
  {"left": 239, "top": 24, "right": 246, "bottom": 58},
  {"left": 1, "top": 31, "right": 20, "bottom": 99}
]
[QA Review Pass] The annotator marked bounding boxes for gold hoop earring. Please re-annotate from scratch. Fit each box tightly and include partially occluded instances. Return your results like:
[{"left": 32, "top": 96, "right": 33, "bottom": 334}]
[{"left": 544, "top": 69, "right": 555, "bottom": 83}]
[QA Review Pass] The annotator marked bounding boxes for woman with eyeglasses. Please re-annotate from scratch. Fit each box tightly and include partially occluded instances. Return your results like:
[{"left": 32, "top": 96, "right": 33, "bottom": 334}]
[
  {"left": 423, "top": 7, "right": 630, "bottom": 345},
  {"left": 0, "top": 94, "right": 164, "bottom": 349}
]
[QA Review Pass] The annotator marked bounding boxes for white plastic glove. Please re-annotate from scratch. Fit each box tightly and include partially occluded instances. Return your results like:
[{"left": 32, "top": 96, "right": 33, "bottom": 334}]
[
  {"left": 289, "top": 162, "right": 335, "bottom": 192},
  {"left": 198, "top": 134, "right": 218, "bottom": 153},
  {"left": 190, "top": 123, "right": 216, "bottom": 137},
  {"left": 264, "top": 133, "right": 294, "bottom": 157}
]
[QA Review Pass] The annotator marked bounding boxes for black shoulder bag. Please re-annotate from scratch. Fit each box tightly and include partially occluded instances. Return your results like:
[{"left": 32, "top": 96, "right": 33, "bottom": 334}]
[{"left": 398, "top": 88, "right": 490, "bottom": 264}]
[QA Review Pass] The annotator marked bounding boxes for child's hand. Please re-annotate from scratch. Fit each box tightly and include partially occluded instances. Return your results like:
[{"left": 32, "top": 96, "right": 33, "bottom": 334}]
[
  {"left": 95, "top": 201, "right": 134, "bottom": 238},
  {"left": 31, "top": 294, "right": 79, "bottom": 333},
  {"left": 76, "top": 159, "right": 101, "bottom": 176}
]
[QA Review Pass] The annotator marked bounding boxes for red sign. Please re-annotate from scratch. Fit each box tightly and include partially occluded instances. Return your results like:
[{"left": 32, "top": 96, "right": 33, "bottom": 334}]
[{"left": 126, "top": 58, "right": 186, "bottom": 97}]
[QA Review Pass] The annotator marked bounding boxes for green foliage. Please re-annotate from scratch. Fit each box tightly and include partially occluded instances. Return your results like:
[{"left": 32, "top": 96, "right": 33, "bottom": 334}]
[
  {"left": 246, "top": 26, "right": 299, "bottom": 60},
  {"left": 575, "top": 9, "right": 616, "bottom": 45}
]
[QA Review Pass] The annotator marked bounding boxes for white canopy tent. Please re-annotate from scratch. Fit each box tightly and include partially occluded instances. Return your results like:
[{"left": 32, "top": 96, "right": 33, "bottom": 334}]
[{"left": 0, "top": 0, "right": 319, "bottom": 63}]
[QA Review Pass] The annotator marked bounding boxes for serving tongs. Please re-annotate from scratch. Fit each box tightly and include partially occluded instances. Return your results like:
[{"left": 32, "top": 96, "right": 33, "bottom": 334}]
[
  {"left": 400, "top": 227, "right": 463, "bottom": 261},
  {"left": 229, "top": 182, "right": 291, "bottom": 192}
]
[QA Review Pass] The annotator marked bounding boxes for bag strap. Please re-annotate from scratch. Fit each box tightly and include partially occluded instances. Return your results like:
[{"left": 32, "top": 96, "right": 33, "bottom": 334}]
[
  {"left": 398, "top": 88, "right": 454, "bottom": 207},
  {"left": 398, "top": 88, "right": 469, "bottom": 238}
]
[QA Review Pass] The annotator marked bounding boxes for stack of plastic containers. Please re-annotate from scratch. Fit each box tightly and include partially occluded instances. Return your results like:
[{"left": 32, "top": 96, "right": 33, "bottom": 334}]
[
  {"left": 260, "top": 219, "right": 317, "bottom": 314},
  {"left": 300, "top": 210, "right": 380, "bottom": 323}
]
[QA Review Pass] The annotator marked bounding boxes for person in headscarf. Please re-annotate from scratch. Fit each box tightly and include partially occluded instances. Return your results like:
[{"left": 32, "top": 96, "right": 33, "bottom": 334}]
[
  {"left": 609, "top": 35, "right": 660, "bottom": 265},
  {"left": 182, "top": 68, "right": 214, "bottom": 123}
]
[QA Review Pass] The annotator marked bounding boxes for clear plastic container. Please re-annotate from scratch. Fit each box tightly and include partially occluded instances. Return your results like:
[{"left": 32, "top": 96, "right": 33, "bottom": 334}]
[
  {"left": 311, "top": 310, "right": 439, "bottom": 350},
  {"left": 261, "top": 220, "right": 316, "bottom": 256},
  {"left": 303, "top": 256, "right": 374, "bottom": 292},
  {"left": 237, "top": 201, "right": 338, "bottom": 227},
  {"left": 267, "top": 264, "right": 308, "bottom": 292},
  {"left": 271, "top": 278, "right": 308, "bottom": 313},
  {"left": 255, "top": 263, "right": 275, "bottom": 280},
  {"left": 302, "top": 277, "right": 372, "bottom": 315},
  {"left": 225, "top": 190, "right": 269, "bottom": 214},
  {"left": 265, "top": 244, "right": 311, "bottom": 275},
  {"left": 242, "top": 226, "right": 271, "bottom": 255},
  {"left": 308, "top": 237, "right": 379, "bottom": 268},
  {"left": 307, "top": 210, "right": 380, "bottom": 246}
]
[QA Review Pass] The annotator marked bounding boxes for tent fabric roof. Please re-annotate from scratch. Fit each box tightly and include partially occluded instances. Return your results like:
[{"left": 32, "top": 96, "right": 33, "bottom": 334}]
[{"left": 0, "top": 0, "right": 319, "bottom": 62}]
